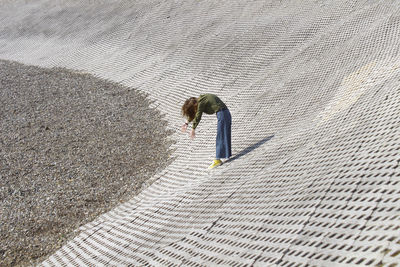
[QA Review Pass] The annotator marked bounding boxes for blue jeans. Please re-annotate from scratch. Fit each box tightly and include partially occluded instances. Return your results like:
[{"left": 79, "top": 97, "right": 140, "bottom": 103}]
[{"left": 216, "top": 109, "right": 232, "bottom": 159}]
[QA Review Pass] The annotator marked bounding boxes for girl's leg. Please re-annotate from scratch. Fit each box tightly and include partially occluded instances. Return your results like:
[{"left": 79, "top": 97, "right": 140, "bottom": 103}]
[
  {"left": 216, "top": 109, "right": 232, "bottom": 159},
  {"left": 210, "top": 110, "right": 231, "bottom": 169}
]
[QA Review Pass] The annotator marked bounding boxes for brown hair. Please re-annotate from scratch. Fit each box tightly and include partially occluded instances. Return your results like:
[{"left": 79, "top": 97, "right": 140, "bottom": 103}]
[{"left": 181, "top": 97, "right": 198, "bottom": 122}]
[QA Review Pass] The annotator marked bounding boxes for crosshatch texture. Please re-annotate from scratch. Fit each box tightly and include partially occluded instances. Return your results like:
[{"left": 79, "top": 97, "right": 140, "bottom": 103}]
[{"left": 0, "top": 0, "right": 399, "bottom": 266}]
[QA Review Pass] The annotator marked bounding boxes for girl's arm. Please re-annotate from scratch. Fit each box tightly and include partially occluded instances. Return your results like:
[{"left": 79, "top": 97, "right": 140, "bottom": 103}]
[
  {"left": 190, "top": 129, "right": 196, "bottom": 139},
  {"left": 181, "top": 121, "right": 189, "bottom": 133}
]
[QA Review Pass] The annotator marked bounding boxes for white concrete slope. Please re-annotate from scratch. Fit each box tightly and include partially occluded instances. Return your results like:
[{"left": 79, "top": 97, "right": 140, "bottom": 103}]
[{"left": 1, "top": 0, "right": 400, "bottom": 266}]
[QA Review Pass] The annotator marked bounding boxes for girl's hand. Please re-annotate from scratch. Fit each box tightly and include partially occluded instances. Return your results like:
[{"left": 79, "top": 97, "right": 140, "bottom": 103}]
[
  {"left": 190, "top": 129, "right": 196, "bottom": 140},
  {"left": 181, "top": 123, "right": 188, "bottom": 133}
]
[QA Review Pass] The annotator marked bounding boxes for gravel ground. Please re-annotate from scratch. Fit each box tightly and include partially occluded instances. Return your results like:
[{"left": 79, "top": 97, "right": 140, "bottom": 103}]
[{"left": 0, "top": 60, "right": 174, "bottom": 266}]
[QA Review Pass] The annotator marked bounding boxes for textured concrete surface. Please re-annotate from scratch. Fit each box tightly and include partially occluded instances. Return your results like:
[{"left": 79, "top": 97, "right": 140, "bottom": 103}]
[{"left": 1, "top": 0, "right": 400, "bottom": 266}]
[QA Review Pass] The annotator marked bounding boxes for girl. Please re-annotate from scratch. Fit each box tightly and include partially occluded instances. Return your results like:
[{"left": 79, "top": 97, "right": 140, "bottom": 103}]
[{"left": 181, "top": 94, "right": 232, "bottom": 169}]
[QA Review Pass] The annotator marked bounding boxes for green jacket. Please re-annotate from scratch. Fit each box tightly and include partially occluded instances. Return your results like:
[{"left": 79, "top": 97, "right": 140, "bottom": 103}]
[{"left": 192, "top": 94, "right": 227, "bottom": 129}]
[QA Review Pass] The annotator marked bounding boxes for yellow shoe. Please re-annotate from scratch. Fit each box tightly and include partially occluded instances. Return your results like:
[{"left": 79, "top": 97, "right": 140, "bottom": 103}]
[{"left": 208, "top": 159, "right": 222, "bottom": 169}]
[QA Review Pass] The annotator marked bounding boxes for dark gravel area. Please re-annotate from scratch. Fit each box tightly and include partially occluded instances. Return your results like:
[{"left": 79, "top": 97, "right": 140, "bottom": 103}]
[{"left": 0, "top": 60, "right": 174, "bottom": 266}]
